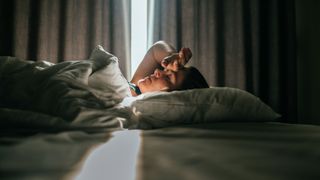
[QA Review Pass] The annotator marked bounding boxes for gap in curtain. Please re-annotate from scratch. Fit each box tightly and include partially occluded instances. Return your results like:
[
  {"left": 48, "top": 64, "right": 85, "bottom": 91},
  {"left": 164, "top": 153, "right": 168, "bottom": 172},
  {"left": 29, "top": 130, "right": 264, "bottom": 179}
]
[{"left": 130, "top": 0, "right": 147, "bottom": 78}]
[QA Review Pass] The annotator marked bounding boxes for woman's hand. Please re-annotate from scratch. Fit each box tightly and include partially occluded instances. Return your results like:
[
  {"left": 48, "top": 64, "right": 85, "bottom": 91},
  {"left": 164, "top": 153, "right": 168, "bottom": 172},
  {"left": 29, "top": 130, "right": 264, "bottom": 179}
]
[{"left": 161, "top": 48, "right": 192, "bottom": 71}]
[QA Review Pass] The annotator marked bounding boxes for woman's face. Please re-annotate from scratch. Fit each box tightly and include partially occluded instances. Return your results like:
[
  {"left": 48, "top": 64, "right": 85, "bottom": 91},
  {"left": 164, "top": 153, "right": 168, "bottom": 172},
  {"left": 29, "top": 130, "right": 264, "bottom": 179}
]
[{"left": 137, "top": 68, "right": 187, "bottom": 93}]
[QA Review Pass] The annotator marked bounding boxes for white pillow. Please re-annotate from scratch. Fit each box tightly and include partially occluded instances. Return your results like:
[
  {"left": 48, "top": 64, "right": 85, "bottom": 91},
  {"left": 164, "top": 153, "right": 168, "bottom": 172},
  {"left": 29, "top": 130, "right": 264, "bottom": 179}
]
[
  {"left": 88, "top": 45, "right": 131, "bottom": 100},
  {"left": 126, "top": 87, "right": 281, "bottom": 128}
]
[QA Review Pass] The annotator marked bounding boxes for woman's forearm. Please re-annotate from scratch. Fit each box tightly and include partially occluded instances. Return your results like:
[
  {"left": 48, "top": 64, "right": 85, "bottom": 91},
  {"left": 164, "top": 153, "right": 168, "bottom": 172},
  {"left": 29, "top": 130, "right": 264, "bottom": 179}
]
[
  {"left": 151, "top": 41, "right": 176, "bottom": 64},
  {"left": 130, "top": 41, "right": 176, "bottom": 84}
]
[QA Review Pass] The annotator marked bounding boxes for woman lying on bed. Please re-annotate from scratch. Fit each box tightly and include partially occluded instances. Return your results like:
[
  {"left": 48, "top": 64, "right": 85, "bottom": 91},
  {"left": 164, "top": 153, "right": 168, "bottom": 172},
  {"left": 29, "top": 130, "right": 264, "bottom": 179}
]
[{"left": 129, "top": 41, "right": 209, "bottom": 96}]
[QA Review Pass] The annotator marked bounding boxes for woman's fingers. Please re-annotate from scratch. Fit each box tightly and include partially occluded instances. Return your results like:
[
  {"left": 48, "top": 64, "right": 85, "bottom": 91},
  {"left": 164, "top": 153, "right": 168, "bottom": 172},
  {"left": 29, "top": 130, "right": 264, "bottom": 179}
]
[
  {"left": 179, "top": 48, "right": 192, "bottom": 65},
  {"left": 161, "top": 58, "right": 180, "bottom": 71},
  {"left": 161, "top": 54, "right": 179, "bottom": 68},
  {"left": 164, "top": 59, "right": 180, "bottom": 71},
  {"left": 161, "top": 48, "right": 192, "bottom": 71}
]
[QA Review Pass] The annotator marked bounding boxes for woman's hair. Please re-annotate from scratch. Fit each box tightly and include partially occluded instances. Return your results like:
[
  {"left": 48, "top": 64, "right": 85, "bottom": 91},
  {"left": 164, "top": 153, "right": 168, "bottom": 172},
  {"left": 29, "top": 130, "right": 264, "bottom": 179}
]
[{"left": 179, "top": 66, "right": 209, "bottom": 90}]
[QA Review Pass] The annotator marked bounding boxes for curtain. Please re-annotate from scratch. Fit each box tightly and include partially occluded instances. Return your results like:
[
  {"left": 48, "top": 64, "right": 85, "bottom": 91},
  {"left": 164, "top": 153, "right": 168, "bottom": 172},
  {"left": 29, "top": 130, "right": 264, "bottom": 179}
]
[
  {"left": 0, "top": 0, "right": 131, "bottom": 78},
  {"left": 149, "top": 0, "right": 297, "bottom": 122}
]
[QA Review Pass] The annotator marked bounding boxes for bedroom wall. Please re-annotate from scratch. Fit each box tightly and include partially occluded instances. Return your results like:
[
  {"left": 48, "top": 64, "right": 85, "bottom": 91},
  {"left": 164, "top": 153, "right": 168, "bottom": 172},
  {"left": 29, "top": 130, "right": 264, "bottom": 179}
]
[{"left": 295, "top": 0, "right": 320, "bottom": 124}]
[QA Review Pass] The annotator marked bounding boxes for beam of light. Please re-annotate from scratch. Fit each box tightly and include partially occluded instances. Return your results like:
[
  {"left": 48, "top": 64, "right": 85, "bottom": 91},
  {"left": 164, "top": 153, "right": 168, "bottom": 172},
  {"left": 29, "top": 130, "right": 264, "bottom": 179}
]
[
  {"left": 74, "top": 130, "right": 142, "bottom": 180},
  {"left": 131, "top": 0, "right": 148, "bottom": 78},
  {"left": 147, "top": 0, "right": 155, "bottom": 48}
]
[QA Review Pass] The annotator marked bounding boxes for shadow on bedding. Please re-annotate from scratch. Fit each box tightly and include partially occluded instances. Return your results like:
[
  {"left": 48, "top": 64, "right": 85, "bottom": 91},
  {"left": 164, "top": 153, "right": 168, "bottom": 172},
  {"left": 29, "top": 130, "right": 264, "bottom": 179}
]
[{"left": 0, "top": 130, "right": 115, "bottom": 180}]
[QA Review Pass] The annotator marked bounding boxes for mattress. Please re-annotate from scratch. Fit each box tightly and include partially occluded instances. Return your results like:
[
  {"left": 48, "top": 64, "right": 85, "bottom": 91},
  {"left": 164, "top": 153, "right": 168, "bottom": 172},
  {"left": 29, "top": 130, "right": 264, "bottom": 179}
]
[
  {"left": 2, "top": 122, "right": 319, "bottom": 180},
  {"left": 138, "top": 122, "right": 320, "bottom": 180}
]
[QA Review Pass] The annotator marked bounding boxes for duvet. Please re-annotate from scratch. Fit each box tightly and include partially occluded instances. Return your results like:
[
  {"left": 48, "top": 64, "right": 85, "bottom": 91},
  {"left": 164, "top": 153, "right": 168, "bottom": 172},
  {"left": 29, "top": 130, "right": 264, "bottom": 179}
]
[{"left": 0, "top": 46, "right": 134, "bottom": 131}]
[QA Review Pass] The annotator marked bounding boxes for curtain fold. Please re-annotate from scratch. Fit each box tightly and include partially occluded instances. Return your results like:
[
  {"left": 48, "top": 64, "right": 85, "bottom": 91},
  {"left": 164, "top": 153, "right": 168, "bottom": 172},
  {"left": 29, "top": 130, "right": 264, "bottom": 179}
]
[
  {"left": 149, "top": 0, "right": 297, "bottom": 122},
  {"left": 0, "top": 0, "right": 131, "bottom": 78}
]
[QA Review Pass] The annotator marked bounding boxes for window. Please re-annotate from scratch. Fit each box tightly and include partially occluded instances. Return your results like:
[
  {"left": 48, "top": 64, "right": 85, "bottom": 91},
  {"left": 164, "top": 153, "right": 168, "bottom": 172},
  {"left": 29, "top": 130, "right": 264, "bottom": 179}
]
[{"left": 130, "top": 0, "right": 148, "bottom": 78}]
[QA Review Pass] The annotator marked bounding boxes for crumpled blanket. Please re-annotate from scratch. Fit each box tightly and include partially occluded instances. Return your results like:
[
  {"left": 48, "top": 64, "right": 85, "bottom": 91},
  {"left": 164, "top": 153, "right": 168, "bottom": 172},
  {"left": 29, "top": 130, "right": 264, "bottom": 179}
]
[{"left": 0, "top": 46, "right": 135, "bottom": 130}]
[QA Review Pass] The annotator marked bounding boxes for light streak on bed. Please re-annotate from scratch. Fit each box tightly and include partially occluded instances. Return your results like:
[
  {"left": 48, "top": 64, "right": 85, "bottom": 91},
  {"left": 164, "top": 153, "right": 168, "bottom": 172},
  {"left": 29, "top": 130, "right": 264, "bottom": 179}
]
[{"left": 74, "top": 130, "right": 142, "bottom": 180}]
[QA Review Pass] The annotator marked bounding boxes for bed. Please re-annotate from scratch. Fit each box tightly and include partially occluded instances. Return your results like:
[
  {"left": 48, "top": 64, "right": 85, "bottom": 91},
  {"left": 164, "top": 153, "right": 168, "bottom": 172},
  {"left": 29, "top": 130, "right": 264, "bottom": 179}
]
[
  {"left": 1, "top": 122, "right": 320, "bottom": 180},
  {"left": 1, "top": 46, "right": 319, "bottom": 180}
]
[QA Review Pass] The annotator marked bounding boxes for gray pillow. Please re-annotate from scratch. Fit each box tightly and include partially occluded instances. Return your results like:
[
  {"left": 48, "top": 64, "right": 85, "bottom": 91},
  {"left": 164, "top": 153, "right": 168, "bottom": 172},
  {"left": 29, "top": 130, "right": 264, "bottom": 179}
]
[{"left": 127, "top": 87, "right": 281, "bottom": 128}]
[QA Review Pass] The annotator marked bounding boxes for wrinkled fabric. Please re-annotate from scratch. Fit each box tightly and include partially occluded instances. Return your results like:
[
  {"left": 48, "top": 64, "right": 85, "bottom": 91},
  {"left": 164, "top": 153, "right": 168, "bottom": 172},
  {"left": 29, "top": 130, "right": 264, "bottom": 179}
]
[{"left": 0, "top": 46, "right": 132, "bottom": 129}]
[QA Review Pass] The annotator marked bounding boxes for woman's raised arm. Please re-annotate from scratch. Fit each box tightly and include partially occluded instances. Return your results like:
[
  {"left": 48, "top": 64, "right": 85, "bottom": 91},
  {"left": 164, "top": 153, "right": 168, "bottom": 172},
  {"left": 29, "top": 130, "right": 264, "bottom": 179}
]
[
  {"left": 130, "top": 41, "right": 192, "bottom": 84},
  {"left": 130, "top": 41, "right": 176, "bottom": 85}
]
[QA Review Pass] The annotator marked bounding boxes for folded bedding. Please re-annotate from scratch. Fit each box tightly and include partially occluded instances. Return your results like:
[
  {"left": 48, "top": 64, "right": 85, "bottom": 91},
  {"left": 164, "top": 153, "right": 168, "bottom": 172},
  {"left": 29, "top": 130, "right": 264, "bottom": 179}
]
[{"left": 0, "top": 46, "right": 280, "bottom": 131}]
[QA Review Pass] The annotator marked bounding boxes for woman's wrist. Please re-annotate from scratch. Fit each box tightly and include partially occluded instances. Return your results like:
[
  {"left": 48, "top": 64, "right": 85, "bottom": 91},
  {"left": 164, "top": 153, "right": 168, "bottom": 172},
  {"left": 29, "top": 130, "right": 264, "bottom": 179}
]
[{"left": 152, "top": 41, "right": 177, "bottom": 65}]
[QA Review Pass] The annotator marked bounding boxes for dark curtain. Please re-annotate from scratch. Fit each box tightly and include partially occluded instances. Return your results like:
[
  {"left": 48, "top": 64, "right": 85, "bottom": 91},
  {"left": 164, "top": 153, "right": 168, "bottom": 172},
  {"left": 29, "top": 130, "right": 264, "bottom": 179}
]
[
  {"left": 150, "top": 0, "right": 297, "bottom": 122},
  {"left": 0, "top": 0, "right": 131, "bottom": 78}
]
